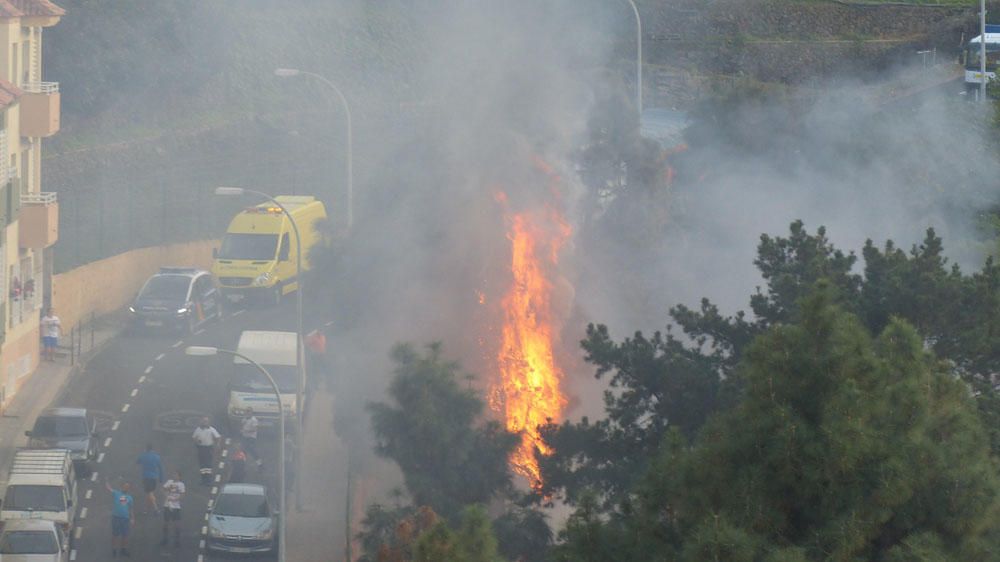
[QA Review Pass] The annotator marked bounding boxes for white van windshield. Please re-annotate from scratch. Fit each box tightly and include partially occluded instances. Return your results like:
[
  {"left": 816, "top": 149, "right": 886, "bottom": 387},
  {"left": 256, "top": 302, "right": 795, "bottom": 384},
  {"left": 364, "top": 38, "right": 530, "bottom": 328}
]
[
  {"left": 231, "top": 364, "right": 297, "bottom": 393},
  {"left": 3, "top": 485, "right": 65, "bottom": 512}
]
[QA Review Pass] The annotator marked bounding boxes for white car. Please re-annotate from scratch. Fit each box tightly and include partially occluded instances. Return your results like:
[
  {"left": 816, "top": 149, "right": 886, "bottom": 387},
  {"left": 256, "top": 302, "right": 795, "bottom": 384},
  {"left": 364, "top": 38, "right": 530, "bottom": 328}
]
[{"left": 0, "top": 519, "right": 69, "bottom": 561}]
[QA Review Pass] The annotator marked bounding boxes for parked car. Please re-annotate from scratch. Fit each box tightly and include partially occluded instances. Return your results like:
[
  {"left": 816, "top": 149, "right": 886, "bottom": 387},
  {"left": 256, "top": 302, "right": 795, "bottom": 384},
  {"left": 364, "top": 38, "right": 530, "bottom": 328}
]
[
  {"left": 128, "top": 267, "right": 223, "bottom": 333},
  {"left": 0, "top": 519, "right": 69, "bottom": 561},
  {"left": 206, "top": 483, "right": 277, "bottom": 555},
  {"left": 25, "top": 408, "right": 97, "bottom": 474}
]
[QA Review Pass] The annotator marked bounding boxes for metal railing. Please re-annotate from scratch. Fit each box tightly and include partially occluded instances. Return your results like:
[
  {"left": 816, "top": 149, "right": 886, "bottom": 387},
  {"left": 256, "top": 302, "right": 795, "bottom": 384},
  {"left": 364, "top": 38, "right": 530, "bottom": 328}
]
[
  {"left": 20, "top": 81, "right": 58, "bottom": 94},
  {"left": 20, "top": 192, "right": 56, "bottom": 205}
]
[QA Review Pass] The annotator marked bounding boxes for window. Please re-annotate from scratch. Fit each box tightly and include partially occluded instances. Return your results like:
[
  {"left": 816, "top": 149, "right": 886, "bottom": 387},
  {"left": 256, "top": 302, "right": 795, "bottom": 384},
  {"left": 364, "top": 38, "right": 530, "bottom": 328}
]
[
  {"left": 138, "top": 275, "right": 191, "bottom": 302},
  {"left": 279, "top": 233, "right": 290, "bottom": 261},
  {"left": 3, "top": 485, "right": 65, "bottom": 511},
  {"left": 214, "top": 492, "right": 269, "bottom": 518},
  {"left": 0, "top": 530, "right": 59, "bottom": 554},
  {"left": 218, "top": 234, "right": 278, "bottom": 261},
  {"left": 32, "top": 415, "right": 89, "bottom": 438}
]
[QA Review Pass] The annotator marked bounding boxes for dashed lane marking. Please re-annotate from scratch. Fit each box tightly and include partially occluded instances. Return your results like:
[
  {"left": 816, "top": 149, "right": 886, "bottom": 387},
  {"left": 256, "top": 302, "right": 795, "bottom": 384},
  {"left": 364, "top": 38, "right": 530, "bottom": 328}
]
[
  {"left": 224, "top": 438, "right": 231, "bottom": 446},
  {"left": 201, "top": 526, "right": 207, "bottom": 535},
  {"left": 217, "top": 462, "right": 224, "bottom": 469},
  {"left": 138, "top": 374, "right": 147, "bottom": 383},
  {"left": 85, "top": 490, "right": 92, "bottom": 500},
  {"left": 172, "top": 341, "right": 183, "bottom": 348},
  {"left": 74, "top": 527, "right": 83, "bottom": 539},
  {"left": 204, "top": 513, "right": 209, "bottom": 521},
  {"left": 214, "top": 474, "right": 221, "bottom": 483},
  {"left": 90, "top": 472, "right": 98, "bottom": 482},
  {"left": 104, "top": 437, "right": 112, "bottom": 447},
  {"left": 155, "top": 353, "right": 166, "bottom": 361},
  {"left": 221, "top": 449, "right": 228, "bottom": 457},
  {"left": 200, "top": 539, "right": 205, "bottom": 549},
  {"left": 80, "top": 507, "right": 88, "bottom": 519},
  {"left": 198, "top": 555, "right": 204, "bottom": 562},
  {"left": 194, "top": 328, "right": 205, "bottom": 335},
  {"left": 210, "top": 486, "right": 217, "bottom": 496},
  {"left": 121, "top": 403, "right": 130, "bottom": 413},
  {"left": 70, "top": 550, "right": 76, "bottom": 560},
  {"left": 97, "top": 453, "right": 105, "bottom": 464},
  {"left": 130, "top": 388, "right": 138, "bottom": 397},
  {"left": 325, "top": 320, "right": 335, "bottom": 327},
  {"left": 111, "top": 420, "right": 120, "bottom": 431},
  {"left": 232, "top": 309, "right": 245, "bottom": 317},
  {"left": 144, "top": 365, "right": 153, "bottom": 374}
]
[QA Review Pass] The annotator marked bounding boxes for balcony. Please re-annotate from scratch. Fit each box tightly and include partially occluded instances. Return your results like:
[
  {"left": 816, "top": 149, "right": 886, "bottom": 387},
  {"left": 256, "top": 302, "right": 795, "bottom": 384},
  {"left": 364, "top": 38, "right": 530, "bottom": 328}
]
[
  {"left": 18, "top": 192, "right": 57, "bottom": 248},
  {"left": 19, "top": 82, "right": 59, "bottom": 138}
]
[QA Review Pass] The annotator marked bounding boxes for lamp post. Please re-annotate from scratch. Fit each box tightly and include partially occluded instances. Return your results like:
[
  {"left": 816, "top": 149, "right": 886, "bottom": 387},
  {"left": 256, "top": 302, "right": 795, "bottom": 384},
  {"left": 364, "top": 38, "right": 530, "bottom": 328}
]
[
  {"left": 186, "top": 346, "right": 286, "bottom": 562},
  {"left": 214, "top": 186, "right": 305, "bottom": 510},
  {"left": 982, "top": 0, "right": 988, "bottom": 102},
  {"left": 625, "top": 0, "right": 643, "bottom": 115},
  {"left": 274, "top": 68, "right": 354, "bottom": 233}
]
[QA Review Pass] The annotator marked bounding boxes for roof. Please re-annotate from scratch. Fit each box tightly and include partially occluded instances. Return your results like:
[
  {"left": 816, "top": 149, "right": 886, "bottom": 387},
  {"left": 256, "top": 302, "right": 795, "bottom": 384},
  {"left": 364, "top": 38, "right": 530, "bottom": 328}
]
[
  {"left": 235, "top": 331, "right": 298, "bottom": 367},
  {"left": 219, "top": 483, "right": 266, "bottom": 496},
  {"left": 39, "top": 407, "right": 86, "bottom": 418},
  {"left": 0, "top": 518, "right": 59, "bottom": 531},
  {"left": 0, "top": 0, "right": 64, "bottom": 18}
]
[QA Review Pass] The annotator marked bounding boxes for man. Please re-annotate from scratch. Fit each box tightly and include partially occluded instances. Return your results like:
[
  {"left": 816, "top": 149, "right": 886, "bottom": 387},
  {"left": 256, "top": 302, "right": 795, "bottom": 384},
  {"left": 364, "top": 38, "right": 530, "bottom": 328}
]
[
  {"left": 135, "top": 443, "right": 164, "bottom": 513},
  {"left": 161, "top": 470, "right": 185, "bottom": 548},
  {"left": 40, "top": 308, "right": 61, "bottom": 361},
  {"left": 229, "top": 442, "right": 247, "bottom": 483},
  {"left": 191, "top": 417, "right": 221, "bottom": 485},
  {"left": 305, "top": 328, "right": 328, "bottom": 389},
  {"left": 105, "top": 478, "right": 135, "bottom": 558},
  {"left": 240, "top": 408, "right": 263, "bottom": 469}
]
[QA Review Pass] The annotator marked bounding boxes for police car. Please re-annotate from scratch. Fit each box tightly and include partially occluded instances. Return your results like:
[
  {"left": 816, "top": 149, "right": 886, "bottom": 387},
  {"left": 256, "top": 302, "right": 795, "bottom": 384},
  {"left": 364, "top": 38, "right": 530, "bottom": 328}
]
[{"left": 128, "top": 267, "right": 223, "bottom": 333}]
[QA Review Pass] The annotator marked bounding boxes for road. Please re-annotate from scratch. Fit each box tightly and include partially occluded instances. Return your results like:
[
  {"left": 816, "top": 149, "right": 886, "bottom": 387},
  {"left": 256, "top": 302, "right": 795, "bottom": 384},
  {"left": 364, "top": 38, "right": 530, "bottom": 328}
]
[{"left": 53, "top": 301, "right": 347, "bottom": 561}]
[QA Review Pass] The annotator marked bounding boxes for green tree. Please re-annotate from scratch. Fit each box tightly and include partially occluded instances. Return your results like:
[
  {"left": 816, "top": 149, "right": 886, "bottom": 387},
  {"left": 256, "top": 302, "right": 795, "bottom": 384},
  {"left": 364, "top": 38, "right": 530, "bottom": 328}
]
[
  {"left": 369, "top": 343, "right": 519, "bottom": 520},
  {"left": 411, "top": 506, "right": 501, "bottom": 562}
]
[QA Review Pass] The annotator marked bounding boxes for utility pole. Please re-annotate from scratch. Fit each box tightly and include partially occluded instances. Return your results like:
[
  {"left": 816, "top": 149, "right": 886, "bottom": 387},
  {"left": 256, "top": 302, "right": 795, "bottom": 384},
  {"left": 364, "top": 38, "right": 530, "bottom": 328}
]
[{"left": 982, "top": 0, "right": 988, "bottom": 102}]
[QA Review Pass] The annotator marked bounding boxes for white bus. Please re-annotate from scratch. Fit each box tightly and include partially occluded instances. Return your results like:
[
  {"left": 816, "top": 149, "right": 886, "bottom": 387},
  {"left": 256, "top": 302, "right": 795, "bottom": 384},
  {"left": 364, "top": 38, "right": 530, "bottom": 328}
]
[{"left": 964, "top": 25, "right": 1000, "bottom": 95}]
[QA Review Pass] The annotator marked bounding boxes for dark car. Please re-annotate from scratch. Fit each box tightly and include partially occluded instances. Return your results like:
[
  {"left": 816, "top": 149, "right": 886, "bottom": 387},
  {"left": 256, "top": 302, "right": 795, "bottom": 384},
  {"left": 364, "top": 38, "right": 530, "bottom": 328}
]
[
  {"left": 25, "top": 408, "right": 97, "bottom": 474},
  {"left": 128, "top": 267, "right": 223, "bottom": 333}
]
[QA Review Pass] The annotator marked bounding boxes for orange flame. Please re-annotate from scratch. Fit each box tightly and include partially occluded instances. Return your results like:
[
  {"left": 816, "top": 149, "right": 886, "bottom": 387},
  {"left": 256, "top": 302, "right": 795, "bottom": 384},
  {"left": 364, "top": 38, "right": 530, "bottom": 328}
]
[{"left": 492, "top": 197, "right": 571, "bottom": 487}]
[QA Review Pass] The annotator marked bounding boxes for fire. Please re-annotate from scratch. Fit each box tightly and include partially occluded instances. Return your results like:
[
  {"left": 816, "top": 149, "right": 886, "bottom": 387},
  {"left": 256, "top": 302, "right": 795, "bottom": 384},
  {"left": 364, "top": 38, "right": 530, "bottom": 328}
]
[{"left": 492, "top": 191, "right": 571, "bottom": 487}]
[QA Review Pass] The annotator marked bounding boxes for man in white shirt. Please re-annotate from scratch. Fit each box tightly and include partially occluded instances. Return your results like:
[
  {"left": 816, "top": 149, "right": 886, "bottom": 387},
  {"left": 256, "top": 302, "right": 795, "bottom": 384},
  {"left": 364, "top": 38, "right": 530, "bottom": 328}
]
[
  {"left": 160, "top": 471, "right": 185, "bottom": 548},
  {"left": 191, "top": 417, "right": 221, "bottom": 485},
  {"left": 40, "top": 308, "right": 61, "bottom": 361},
  {"left": 240, "top": 409, "right": 263, "bottom": 469}
]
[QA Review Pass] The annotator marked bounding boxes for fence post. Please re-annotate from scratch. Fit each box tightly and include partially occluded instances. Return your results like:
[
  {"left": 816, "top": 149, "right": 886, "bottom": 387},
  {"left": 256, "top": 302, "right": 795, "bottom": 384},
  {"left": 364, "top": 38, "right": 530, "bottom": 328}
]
[{"left": 90, "top": 311, "right": 95, "bottom": 351}]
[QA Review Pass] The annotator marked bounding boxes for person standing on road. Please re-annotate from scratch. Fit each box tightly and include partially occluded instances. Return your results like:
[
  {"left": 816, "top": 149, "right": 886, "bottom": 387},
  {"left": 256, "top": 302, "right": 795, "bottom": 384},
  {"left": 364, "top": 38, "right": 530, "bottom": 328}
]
[
  {"left": 40, "top": 308, "right": 61, "bottom": 361},
  {"left": 240, "top": 409, "right": 263, "bottom": 470},
  {"left": 105, "top": 478, "right": 135, "bottom": 558},
  {"left": 135, "top": 443, "right": 164, "bottom": 513},
  {"left": 229, "top": 442, "right": 247, "bottom": 483},
  {"left": 192, "top": 417, "right": 221, "bottom": 485},
  {"left": 160, "top": 471, "right": 185, "bottom": 548}
]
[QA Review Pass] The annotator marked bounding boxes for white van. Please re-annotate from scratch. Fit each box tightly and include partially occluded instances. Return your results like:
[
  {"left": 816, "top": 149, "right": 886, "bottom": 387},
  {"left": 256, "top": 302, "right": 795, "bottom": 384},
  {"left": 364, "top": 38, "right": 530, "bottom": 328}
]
[
  {"left": 227, "top": 330, "right": 300, "bottom": 428},
  {"left": 0, "top": 449, "right": 78, "bottom": 534}
]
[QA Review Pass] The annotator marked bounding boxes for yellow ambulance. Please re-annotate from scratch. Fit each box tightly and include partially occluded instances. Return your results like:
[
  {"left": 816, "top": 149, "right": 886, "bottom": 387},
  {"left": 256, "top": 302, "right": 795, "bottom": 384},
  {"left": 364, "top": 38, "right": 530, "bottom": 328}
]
[{"left": 212, "top": 196, "right": 327, "bottom": 304}]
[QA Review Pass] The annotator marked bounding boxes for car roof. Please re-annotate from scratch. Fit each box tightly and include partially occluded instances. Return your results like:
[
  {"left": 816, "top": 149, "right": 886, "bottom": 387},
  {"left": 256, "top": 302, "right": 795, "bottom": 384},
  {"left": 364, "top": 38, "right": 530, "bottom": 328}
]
[
  {"left": 0, "top": 519, "right": 58, "bottom": 532},
  {"left": 219, "top": 483, "right": 267, "bottom": 496},
  {"left": 38, "top": 407, "right": 86, "bottom": 418}
]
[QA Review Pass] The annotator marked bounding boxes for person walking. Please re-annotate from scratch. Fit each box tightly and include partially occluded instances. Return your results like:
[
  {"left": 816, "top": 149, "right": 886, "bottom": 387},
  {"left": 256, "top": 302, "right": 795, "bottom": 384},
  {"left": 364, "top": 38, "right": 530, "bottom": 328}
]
[
  {"left": 229, "top": 443, "right": 247, "bottom": 484},
  {"left": 135, "top": 443, "right": 164, "bottom": 514},
  {"left": 40, "top": 308, "right": 61, "bottom": 361},
  {"left": 192, "top": 417, "right": 221, "bottom": 485},
  {"left": 105, "top": 478, "right": 135, "bottom": 558},
  {"left": 160, "top": 471, "right": 185, "bottom": 548},
  {"left": 305, "top": 328, "right": 328, "bottom": 389},
  {"left": 240, "top": 409, "right": 263, "bottom": 470}
]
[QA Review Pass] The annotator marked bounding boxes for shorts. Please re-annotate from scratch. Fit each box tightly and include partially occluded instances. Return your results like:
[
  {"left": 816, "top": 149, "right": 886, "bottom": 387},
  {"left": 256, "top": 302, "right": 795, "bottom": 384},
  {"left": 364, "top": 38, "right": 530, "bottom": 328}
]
[
  {"left": 163, "top": 507, "right": 181, "bottom": 522},
  {"left": 143, "top": 478, "right": 157, "bottom": 493},
  {"left": 111, "top": 516, "right": 130, "bottom": 537},
  {"left": 42, "top": 336, "right": 57, "bottom": 349}
]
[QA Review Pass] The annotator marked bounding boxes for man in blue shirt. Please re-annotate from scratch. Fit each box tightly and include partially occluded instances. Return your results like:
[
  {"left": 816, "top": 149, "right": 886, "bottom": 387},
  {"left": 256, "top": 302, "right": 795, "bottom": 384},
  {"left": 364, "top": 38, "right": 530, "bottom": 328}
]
[
  {"left": 136, "top": 443, "right": 164, "bottom": 514},
  {"left": 105, "top": 478, "right": 135, "bottom": 558}
]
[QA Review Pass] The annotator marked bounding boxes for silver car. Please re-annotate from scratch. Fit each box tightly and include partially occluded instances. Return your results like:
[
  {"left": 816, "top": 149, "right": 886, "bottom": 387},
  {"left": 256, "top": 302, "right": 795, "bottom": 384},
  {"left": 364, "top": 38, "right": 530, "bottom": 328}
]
[
  {"left": 206, "top": 483, "right": 277, "bottom": 555},
  {"left": 25, "top": 408, "right": 98, "bottom": 474},
  {"left": 0, "top": 519, "right": 69, "bottom": 561}
]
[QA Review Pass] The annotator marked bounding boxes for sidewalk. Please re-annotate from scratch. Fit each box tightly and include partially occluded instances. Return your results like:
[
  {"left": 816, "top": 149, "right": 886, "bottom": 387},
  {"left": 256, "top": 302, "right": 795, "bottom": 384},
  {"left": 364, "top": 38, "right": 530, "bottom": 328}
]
[{"left": 0, "top": 314, "right": 122, "bottom": 483}]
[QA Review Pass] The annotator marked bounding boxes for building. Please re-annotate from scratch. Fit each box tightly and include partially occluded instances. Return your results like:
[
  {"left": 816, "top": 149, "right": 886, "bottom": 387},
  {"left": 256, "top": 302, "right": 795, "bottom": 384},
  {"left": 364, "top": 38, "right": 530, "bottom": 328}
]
[{"left": 0, "top": 0, "right": 63, "bottom": 406}]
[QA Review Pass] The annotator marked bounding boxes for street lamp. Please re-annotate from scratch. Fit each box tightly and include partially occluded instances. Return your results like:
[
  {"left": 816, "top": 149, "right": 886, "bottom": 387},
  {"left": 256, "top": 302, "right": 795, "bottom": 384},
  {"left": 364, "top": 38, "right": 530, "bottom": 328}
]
[
  {"left": 214, "top": 186, "right": 306, "bottom": 510},
  {"left": 185, "top": 346, "right": 286, "bottom": 562},
  {"left": 624, "top": 0, "right": 643, "bottom": 115},
  {"left": 274, "top": 68, "right": 354, "bottom": 233}
]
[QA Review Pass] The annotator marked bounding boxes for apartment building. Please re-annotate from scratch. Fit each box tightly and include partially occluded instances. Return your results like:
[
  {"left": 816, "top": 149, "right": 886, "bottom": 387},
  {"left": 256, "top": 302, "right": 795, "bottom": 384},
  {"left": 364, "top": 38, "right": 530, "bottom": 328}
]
[{"left": 0, "top": 0, "right": 62, "bottom": 406}]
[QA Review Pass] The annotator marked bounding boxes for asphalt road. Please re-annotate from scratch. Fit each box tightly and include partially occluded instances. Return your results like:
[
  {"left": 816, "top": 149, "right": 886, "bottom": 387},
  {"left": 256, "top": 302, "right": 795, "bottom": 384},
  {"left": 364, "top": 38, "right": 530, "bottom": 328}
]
[{"left": 53, "top": 300, "right": 340, "bottom": 561}]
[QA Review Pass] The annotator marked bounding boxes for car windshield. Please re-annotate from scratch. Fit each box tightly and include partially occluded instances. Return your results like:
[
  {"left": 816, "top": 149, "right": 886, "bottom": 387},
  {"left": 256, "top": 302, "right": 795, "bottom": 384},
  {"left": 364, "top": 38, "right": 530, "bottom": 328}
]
[
  {"left": 218, "top": 233, "right": 278, "bottom": 261},
  {"left": 214, "top": 492, "right": 269, "bottom": 517},
  {"left": 0, "top": 530, "right": 59, "bottom": 554},
  {"left": 32, "top": 415, "right": 88, "bottom": 438},
  {"left": 3, "top": 485, "right": 65, "bottom": 512},
  {"left": 139, "top": 275, "right": 190, "bottom": 301},
  {"left": 231, "top": 363, "right": 298, "bottom": 393},
  {"left": 965, "top": 43, "right": 1000, "bottom": 69}
]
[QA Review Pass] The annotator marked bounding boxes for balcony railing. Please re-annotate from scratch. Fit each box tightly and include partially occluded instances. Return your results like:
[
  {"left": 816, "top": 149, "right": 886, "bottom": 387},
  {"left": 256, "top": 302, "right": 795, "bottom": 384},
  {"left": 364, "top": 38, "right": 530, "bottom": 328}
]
[
  {"left": 21, "top": 81, "right": 58, "bottom": 94},
  {"left": 18, "top": 191, "right": 57, "bottom": 248},
  {"left": 20, "top": 192, "right": 55, "bottom": 205}
]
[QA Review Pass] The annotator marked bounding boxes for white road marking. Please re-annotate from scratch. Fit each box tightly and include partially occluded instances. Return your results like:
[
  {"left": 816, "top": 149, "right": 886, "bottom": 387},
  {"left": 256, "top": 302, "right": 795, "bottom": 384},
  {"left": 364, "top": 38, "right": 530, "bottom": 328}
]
[
  {"left": 210, "top": 486, "right": 217, "bottom": 495},
  {"left": 144, "top": 366, "right": 153, "bottom": 374},
  {"left": 204, "top": 513, "right": 209, "bottom": 521},
  {"left": 172, "top": 341, "right": 183, "bottom": 348},
  {"left": 130, "top": 388, "right": 138, "bottom": 397},
  {"left": 221, "top": 449, "right": 228, "bottom": 457},
  {"left": 232, "top": 309, "right": 245, "bottom": 317},
  {"left": 80, "top": 507, "right": 88, "bottom": 519},
  {"left": 224, "top": 438, "right": 231, "bottom": 445},
  {"left": 74, "top": 527, "right": 83, "bottom": 539},
  {"left": 70, "top": 550, "right": 77, "bottom": 560},
  {"left": 198, "top": 555, "right": 204, "bottom": 562},
  {"left": 207, "top": 500, "right": 213, "bottom": 509},
  {"left": 104, "top": 437, "right": 112, "bottom": 447},
  {"left": 201, "top": 526, "right": 207, "bottom": 535},
  {"left": 200, "top": 539, "right": 205, "bottom": 549},
  {"left": 217, "top": 462, "right": 224, "bottom": 469},
  {"left": 138, "top": 374, "right": 147, "bottom": 383},
  {"left": 194, "top": 328, "right": 205, "bottom": 335},
  {"left": 97, "top": 453, "right": 105, "bottom": 464},
  {"left": 214, "top": 474, "right": 221, "bottom": 482},
  {"left": 121, "top": 403, "right": 130, "bottom": 413},
  {"left": 85, "top": 489, "right": 92, "bottom": 500},
  {"left": 111, "top": 420, "right": 120, "bottom": 431},
  {"left": 90, "top": 472, "right": 98, "bottom": 482},
  {"left": 155, "top": 353, "right": 166, "bottom": 361},
  {"left": 325, "top": 320, "right": 334, "bottom": 326}
]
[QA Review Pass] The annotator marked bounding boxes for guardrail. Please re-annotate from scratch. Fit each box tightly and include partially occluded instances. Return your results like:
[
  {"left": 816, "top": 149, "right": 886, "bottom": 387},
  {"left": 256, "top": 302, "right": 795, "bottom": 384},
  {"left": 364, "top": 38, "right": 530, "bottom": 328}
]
[
  {"left": 20, "top": 192, "right": 56, "bottom": 205},
  {"left": 20, "top": 81, "right": 58, "bottom": 94}
]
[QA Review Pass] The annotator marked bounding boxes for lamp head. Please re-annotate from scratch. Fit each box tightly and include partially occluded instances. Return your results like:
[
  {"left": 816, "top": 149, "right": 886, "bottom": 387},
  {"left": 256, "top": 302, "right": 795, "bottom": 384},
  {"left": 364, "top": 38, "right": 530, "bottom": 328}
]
[
  {"left": 185, "top": 346, "right": 219, "bottom": 357},
  {"left": 214, "top": 187, "right": 245, "bottom": 196},
  {"left": 274, "top": 68, "right": 301, "bottom": 77}
]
